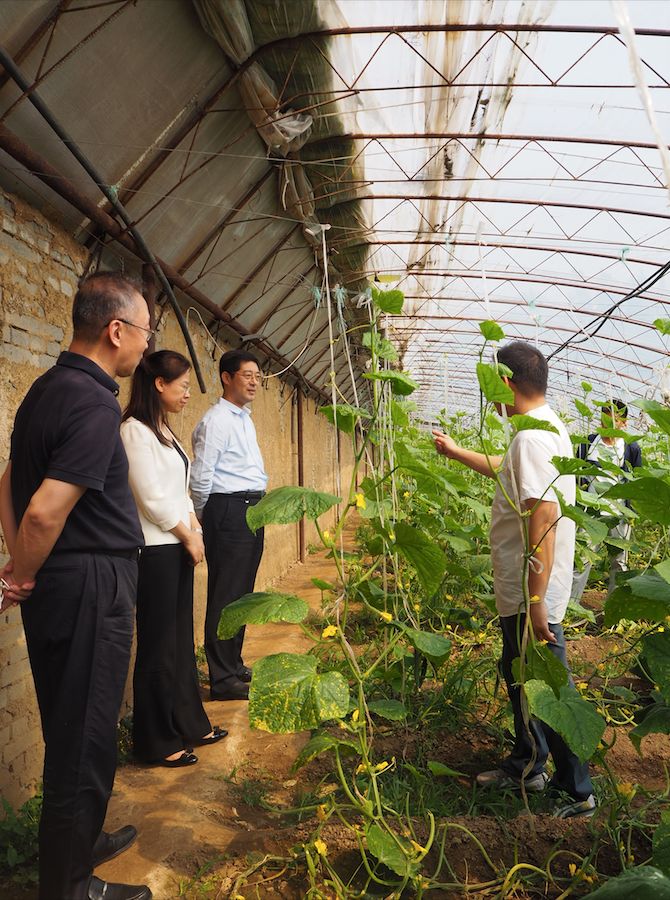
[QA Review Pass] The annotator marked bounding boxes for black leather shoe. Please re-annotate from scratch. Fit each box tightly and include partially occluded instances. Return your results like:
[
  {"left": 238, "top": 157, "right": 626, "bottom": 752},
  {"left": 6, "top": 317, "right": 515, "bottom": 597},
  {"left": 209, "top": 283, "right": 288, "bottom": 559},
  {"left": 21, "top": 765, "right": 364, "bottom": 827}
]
[
  {"left": 238, "top": 666, "right": 252, "bottom": 683},
  {"left": 88, "top": 875, "right": 152, "bottom": 899},
  {"left": 210, "top": 680, "right": 249, "bottom": 701},
  {"left": 92, "top": 825, "right": 137, "bottom": 867}
]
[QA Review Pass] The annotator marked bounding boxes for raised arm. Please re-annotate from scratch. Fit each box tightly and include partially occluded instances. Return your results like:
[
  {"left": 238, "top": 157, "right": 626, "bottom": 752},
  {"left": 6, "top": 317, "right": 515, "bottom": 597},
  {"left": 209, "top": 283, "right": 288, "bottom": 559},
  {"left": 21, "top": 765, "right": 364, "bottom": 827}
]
[{"left": 433, "top": 430, "right": 502, "bottom": 478}]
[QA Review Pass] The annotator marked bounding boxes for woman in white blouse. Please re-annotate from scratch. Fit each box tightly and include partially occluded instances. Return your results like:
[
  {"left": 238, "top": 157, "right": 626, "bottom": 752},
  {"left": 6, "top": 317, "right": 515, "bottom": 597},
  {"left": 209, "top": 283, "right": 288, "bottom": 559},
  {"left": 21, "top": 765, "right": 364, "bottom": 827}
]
[{"left": 121, "top": 351, "right": 226, "bottom": 767}]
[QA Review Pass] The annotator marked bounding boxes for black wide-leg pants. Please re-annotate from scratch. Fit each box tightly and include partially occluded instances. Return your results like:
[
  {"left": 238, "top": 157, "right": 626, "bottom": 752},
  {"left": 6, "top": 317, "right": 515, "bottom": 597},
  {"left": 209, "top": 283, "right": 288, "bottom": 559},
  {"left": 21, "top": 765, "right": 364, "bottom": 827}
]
[
  {"left": 21, "top": 553, "right": 136, "bottom": 900},
  {"left": 202, "top": 494, "right": 264, "bottom": 693},
  {"left": 132, "top": 543, "right": 211, "bottom": 761}
]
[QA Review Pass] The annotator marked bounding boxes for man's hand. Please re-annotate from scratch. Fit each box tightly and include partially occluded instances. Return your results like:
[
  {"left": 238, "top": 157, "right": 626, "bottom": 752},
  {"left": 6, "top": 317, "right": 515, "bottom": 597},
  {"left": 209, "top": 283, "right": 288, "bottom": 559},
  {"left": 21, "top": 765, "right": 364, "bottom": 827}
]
[
  {"left": 0, "top": 560, "right": 35, "bottom": 610},
  {"left": 529, "top": 598, "right": 556, "bottom": 644},
  {"left": 433, "top": 430, "right": 459, "bottom": 458}
]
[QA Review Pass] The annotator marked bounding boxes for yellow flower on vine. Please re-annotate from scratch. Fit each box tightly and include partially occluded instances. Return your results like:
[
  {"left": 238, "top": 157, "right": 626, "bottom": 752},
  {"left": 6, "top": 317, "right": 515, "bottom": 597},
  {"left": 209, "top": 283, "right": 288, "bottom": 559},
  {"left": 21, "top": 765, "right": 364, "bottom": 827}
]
[
  {"left": 316, "top": 804, "right": 327, "bottom": 821},
  {"left": 379, "top": 610, "right": 392, "bottom": 622},
  {"left": 321, "top": 624, "right": 337, "bottom": 639},
  {"left": 617, "top": 782, "right": 636, "bottom": 802},
  {"left": 314, "top": 838, "right": 328, "bottom": 856},
  {"left": 374, "top": 760, "right": 389, "bottom": 771},
  {"left": 403, "top": 491, "right": 411, "bottom": 499},
  {"left": 322, "top": 529, "right": 332, "bottom": 545},
  {"left": 413, "top": 603, "right": 421, "bottom": 612},
  {"left": 355, "top": 763, "right": 367, "bottom": 774},
  {"left": 351, "top": 709, "right": 360, "bottom": 723},
  {"left": 355, "top": 493, "right": 367, "bottom": 509},
  {"left": 445, "top": 594, "right": 453, "bottom": 601},
  {"left": 576, "top": 682, "right": 588, "bottom": 691}
]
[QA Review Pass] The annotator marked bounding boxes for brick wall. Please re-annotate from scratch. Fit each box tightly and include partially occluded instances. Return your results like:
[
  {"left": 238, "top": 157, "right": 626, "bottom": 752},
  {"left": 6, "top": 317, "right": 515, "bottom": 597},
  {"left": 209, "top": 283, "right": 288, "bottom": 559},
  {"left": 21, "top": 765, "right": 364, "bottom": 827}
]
[{"left": 0, "top": 188, "right": 353, "bottom": 808}]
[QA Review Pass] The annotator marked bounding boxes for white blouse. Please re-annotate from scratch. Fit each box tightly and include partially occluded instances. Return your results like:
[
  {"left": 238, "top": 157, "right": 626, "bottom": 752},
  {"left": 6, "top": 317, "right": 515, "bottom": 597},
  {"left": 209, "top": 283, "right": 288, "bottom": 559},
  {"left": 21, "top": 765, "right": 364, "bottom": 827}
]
[{"left": 120, "top": 417, "right": 195, "bottom": 547}]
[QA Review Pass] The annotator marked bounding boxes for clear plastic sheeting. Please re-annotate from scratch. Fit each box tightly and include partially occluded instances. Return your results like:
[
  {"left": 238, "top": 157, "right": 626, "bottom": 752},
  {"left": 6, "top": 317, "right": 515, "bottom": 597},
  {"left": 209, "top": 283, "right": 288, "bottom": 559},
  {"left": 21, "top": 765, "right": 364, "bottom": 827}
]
[{"left": 0, "top": 0, "right": 668, "bottom": 412}]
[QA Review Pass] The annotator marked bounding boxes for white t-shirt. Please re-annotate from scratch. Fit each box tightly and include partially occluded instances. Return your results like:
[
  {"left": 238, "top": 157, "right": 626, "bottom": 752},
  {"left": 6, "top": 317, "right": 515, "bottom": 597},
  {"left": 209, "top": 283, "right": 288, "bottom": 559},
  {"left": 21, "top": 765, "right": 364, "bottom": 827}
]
[{"left": 490, "top": 403, "right": 576, "bottom": 623}]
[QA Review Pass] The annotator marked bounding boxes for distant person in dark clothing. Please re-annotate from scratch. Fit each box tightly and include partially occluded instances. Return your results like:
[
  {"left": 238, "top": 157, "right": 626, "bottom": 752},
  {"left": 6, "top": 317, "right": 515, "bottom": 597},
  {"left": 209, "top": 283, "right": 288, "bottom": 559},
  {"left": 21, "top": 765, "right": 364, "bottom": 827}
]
[
  {"left": 571, "top": 398, "right": 642, "bottom": 600},
  {"left": 0, "top": 271, "right": 152, "bottom": 900},
  {"left": 121, "top": 351, "right": 227, "bottom": 768}
]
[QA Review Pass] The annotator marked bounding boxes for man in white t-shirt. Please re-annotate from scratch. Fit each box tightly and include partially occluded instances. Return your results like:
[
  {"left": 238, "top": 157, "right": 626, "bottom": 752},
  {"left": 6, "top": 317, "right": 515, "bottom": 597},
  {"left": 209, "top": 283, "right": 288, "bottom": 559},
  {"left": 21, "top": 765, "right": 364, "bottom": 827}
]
[{"left": 433, "top": 341, "right": 595, "bottom": 818}]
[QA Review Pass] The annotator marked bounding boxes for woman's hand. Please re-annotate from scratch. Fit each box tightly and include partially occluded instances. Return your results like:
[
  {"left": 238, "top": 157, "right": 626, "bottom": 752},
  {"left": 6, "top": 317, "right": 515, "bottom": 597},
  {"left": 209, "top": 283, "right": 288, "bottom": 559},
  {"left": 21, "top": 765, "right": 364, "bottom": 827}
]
[{"left": 183, "top": 530, "right": 205, "bottom": 566}]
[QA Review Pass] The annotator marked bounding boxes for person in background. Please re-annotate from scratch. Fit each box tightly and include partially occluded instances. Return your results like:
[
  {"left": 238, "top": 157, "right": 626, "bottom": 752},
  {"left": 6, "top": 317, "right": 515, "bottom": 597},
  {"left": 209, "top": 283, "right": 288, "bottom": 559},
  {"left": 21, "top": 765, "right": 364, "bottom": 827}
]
[
  {"left": 0, "top": 271, "right": 152, "bottom": 900},
  {"left": 190, "top": 350, "right": 267, "bottom": 701},
  {"left": 121, "top": 351, "right": 227, "bottom": 767},
  {"left": 433, "top": 341, "right": 596, "bottom": 819},
  {"left": 571, "top": 398, "right": 642, "bottom": 601}
]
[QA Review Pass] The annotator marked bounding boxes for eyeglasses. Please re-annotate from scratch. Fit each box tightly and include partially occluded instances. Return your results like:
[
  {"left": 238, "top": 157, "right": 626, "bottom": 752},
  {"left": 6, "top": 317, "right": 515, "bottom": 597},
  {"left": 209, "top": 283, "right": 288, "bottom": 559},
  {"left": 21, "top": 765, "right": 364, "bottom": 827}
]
[
  {"left": 109, "top": 318, "right": 156, "bottom": 342},
  {"left": 237, "top": 372, "right": 262, "bottom": 384}
]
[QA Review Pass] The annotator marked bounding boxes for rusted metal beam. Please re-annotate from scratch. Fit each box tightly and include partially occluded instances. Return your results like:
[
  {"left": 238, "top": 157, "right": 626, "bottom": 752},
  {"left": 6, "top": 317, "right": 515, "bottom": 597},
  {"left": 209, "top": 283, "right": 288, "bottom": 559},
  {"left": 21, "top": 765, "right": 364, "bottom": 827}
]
[
  {"left": 395, "top": 296, "right": 655, "bottom": 331},
  {"left": 349, "top": 239, "right": 666, "bottom": 268},
  {"left": 349, "top": 193, "right": 670, "bottom": 222},
  {"left": 401, "top": 315, "right": 662, "bottom": 357},
  {"left": 308, "top": 132, "right": 666, "bottom": 152},
  {"left": 0, "top": 119, "right": 329, "bottom": 400},
  {"left": 355, "top": 269, "right": 668, "bottom": 301},
  {"left": 0, "top": 0, "right": 71, "bottom": 91}
]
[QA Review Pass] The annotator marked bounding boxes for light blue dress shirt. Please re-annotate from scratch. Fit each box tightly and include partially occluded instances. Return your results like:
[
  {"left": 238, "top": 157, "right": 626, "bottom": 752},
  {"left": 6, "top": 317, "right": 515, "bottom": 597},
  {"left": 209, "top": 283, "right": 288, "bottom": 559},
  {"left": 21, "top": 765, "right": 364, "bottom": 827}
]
[{"left": 190, "top": 397, "right": 268, "bottom": 515}]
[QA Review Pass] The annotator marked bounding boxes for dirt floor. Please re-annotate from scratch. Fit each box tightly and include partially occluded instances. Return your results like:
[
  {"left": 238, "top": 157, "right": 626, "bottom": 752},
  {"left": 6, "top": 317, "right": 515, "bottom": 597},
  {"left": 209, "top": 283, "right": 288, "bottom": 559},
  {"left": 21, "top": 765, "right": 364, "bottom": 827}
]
[
  {"left": 6, "top": 570, "right": 670, "bottom": 898},
  {"left": 96, "top": 555, "right": 326, "bottom": 899}
]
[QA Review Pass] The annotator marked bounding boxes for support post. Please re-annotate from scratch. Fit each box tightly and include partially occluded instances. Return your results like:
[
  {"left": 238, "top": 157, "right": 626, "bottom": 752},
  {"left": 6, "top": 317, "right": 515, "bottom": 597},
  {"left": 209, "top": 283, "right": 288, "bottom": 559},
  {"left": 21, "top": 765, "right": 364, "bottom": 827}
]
[{"left": 296, "top": 388, "right": 305, "bottom": 563}]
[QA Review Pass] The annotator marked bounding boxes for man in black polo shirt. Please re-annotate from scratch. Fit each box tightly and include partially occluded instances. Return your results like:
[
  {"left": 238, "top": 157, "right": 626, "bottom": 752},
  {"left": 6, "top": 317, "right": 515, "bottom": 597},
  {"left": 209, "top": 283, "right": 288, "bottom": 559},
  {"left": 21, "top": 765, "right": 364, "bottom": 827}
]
[{"left": 0, "top": 272, "right": 152, "bottom": 900}]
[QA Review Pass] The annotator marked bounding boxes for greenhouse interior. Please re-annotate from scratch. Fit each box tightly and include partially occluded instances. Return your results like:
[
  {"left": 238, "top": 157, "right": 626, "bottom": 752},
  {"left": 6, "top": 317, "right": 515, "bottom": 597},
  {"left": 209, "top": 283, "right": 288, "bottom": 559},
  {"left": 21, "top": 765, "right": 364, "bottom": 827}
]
[{"left": 2, "top": 1, "right": 670, "bottom": 898}]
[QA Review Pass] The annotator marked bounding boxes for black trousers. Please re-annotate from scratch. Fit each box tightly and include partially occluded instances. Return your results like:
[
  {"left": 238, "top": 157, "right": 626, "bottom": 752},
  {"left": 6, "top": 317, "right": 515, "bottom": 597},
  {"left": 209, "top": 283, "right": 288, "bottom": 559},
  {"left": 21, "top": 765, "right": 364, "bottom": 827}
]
[
  {"left": 499, "top": 614, "right": 594, "bottom": 801},
  {"left": 21, "top": 553, "right": 137, "bottom": 900},
  {"left": 132, "top": 544, "right": 211, "bottom": 760},
  {"left": 202, "top": 494, "right": 264, "bottom": 693}
]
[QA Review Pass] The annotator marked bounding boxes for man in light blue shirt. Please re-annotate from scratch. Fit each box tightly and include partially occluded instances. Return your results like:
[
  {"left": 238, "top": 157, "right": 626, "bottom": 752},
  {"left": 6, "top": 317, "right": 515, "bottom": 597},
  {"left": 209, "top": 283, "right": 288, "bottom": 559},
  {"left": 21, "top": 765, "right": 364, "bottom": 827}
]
[{"left": 191, "top": 350, "right": 268, "bottom": 700}]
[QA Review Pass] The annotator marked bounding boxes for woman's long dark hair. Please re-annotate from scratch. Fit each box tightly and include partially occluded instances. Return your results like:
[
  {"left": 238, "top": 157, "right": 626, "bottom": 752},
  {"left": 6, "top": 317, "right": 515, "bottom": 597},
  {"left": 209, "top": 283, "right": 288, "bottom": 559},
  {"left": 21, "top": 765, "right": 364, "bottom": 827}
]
[{"left": 123, "top": 350, "right": 191, "bottom": 446}]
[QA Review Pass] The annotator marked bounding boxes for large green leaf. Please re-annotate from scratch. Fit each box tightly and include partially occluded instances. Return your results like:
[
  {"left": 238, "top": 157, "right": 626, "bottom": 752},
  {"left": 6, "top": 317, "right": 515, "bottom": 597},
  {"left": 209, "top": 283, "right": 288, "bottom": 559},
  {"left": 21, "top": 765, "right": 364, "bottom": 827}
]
[
  {"left": 642, "top": 631, "right": 670, "bottom": 700},
  {"left": 217, "top": 592, "right": 308, "bottom": 639},
  {"left": 320, "top": 403, "right": 371, "bottom": 434},
  {"left": 524, "top": 680, "right": 605, "bottom": 762},
  {"left": 585, "top": 867, "right": 670, "bottom": 899},
  {"left": 479, "top": 320, "right": 505, "bottom": 342},
  {"left": 651, "top": 812, "right": 670, "bottom": 876},
  {"left": 404, "top": 628, "right": 452, "bottom": 666},
  {"left": 654, "top": 813, "right": 670, "bottom": 877},
  {"left": 655, "top": 318, "right": 670, "bottom": 336},
  {"left": 363, "top": 369, "right": 418, "bottom": 396},
  {"left": 291, "top": 733, "right": 359, "bottom": 772},
  {"left": 361, "top": 329, "right": 399, "bottom": 362},
  {"left": 574, "top": 398, "right": 591, "bottom": 417},
  {"left": 509, "top": 415, "right": 558, "bottom": 434},
  {"left": 557, "top": 492, "right": 609, "bottom": 545},
  {"left": 604, "top": 573, "right": 670, "bottom": 626},
  {"left": 512, "top": 643, "right": 568, "bottom": 698},
  {"left": 365, "top": 824, "right": 419, "bottom": 877},
  {"left": 476, "top": 362, "right": 514, "bottom": 405},
  {"left": 630, "top": 702, "right": 670, "bottom": 753},
  {"left": 367, "top": 699, "right": 407, "bottom": 721},
  {"left": 372, "top": 286, "right": 404, "bottom": 315},
  {"left": 635, "top": 398, "right": 670, "bottom": 436},
  {"left": 551, "top": 456, "right": 604, "bottom": 478},
  {"left": 246, "top": 486, "right": 340, "bottom": 532},
  {"left": 393, "top": 522, "right": 446, "bottom": 596},
  {"left": 606, "top": 478, "right": 670, "bottom": 526},
  {"left": 249, "top": 654, "right": 349, "bottom": 733}
]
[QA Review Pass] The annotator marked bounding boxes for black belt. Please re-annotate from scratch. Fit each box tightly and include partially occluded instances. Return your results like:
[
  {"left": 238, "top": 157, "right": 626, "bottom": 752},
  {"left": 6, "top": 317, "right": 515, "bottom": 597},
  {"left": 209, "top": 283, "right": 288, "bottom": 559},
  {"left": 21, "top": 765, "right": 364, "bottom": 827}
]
[{"left": 213, "top": 490, "right": 265, "bottom": 500}]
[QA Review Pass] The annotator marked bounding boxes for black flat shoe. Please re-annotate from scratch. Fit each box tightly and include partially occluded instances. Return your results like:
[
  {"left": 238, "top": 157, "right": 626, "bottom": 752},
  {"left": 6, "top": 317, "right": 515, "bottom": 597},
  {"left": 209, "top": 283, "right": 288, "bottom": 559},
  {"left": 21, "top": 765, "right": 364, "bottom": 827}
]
[
  {"left": 88, "top": 875, "right": 152, "bottom": 900},
  {"left": 191, "top": 725, "right": 228, "bottom": 747},
  {"left": 92, "top": 824, "right": 137, "bottom": 867},
  {"left": 155, "top": 751, "right": 198, "bottom": 768},
  {"left": 210, "top": 680, "right": 249, "bottom": 701}
]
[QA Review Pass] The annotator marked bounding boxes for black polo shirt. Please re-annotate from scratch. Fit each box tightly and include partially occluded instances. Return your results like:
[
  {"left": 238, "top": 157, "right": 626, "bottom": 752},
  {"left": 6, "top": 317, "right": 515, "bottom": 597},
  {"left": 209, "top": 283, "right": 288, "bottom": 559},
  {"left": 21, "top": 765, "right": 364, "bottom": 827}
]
[{"left": 10, "top": 351, "right": 143, "bottom": 554}]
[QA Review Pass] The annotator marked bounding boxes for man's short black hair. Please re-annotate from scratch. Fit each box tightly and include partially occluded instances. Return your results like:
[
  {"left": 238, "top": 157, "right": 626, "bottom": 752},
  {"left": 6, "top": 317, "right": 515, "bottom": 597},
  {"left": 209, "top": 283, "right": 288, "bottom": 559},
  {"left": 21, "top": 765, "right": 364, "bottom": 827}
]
[
  {"left": 72, "top": 270, "right": 143, "bottom": 342},
  {"left": 601, "top": 398, "right": 628, "bottom": 419},
  {"left": 496, "top": 341, "right": 548, "bottom": 397},
  {"left": 219, "top": 349, "right": 260, "bottom": 379}
]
